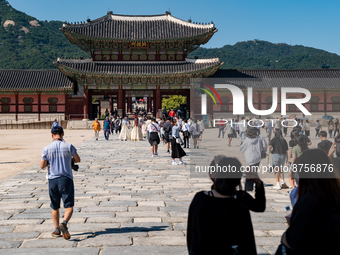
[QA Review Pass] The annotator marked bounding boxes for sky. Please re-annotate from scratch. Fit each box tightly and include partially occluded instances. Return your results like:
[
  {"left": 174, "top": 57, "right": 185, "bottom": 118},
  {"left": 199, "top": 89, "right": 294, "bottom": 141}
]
[{"left": 7, "top": 0, "right": 340, "bottom": 55}]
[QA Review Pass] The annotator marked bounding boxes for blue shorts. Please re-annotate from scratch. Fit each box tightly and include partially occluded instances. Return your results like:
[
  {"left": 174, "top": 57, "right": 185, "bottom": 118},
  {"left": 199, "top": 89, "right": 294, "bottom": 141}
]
[
  {"left": 272, "top": 154, "right": 286, "bottom": 168},
  {"left": 49, "top": 176, "right": 74, "bottom": 210}
]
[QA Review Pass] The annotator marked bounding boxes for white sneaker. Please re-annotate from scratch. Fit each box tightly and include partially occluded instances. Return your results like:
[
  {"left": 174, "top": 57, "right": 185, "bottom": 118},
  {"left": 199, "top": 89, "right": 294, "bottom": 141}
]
[
  {"left": 172, "top": 161, "right": 178, "bottom": 165},
  {"left": 179, "top": 161, "right": 185, "bottom": 165},
  {"left": 273, "top": 184, "right": 281, "bottom": 190},
  {"left": 151, "top": 154, "right": 154, "bottom": 157}
]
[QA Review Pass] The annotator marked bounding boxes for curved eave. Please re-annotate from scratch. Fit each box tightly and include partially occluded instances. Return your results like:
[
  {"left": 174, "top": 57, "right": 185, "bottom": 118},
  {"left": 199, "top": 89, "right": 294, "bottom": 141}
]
[
  {"left": 54, "top": 61, "right": 223, "bottom": 79},
  {"left": 61, "top": 28, "right": 217, "bottom": 43},
  {"left": 0, "top": 88, "right": 73, "bottom": 93}
]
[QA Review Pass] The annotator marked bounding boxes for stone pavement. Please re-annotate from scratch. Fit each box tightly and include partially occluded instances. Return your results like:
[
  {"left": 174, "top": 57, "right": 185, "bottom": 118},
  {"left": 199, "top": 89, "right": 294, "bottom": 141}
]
[{"left": 0, "top": 130, "right": 291, "bottom": 254}]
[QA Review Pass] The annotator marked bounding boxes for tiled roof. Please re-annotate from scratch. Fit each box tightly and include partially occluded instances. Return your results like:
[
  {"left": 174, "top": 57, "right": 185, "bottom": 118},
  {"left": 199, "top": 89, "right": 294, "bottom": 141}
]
[
  {"left": 210, "top": 69, "right": 340, "bottom": 89},
  {"left": 54, "top": 58, "right": 222, "bottom": 76},
  {"left": 0, "top": 70, "right": 74, "bottom": 91},
  {"left": 60, "top": 13, "right": 216, "bottom": 40}
]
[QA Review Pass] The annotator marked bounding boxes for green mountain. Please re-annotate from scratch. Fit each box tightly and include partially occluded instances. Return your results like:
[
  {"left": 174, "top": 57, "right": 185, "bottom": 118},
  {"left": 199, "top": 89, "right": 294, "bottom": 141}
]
[
  {"left": 188, "top": 40, "right": 340, "bottom": 69},
  {"left": 0, "top": 0, "right": 88, "bottom": 69},
  {"left": 0, "top": 0, "right": 339, "bottom": 70}
]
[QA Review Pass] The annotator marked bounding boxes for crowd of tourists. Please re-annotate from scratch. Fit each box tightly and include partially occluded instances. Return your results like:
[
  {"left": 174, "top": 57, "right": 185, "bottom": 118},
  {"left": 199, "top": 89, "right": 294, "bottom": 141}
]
[
  {"left": 90, "top": 114, "right": 204, "bottom": 165},
  {"left": 44, "top": 114, "right": 340, "bottom": 254}
]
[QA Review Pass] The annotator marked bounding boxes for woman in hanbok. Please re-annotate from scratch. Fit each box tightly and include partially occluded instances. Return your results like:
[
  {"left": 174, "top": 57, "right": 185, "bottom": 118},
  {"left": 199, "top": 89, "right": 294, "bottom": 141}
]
[
  {"left": 131, "top": 116, "right": 143, "bottom": 141},
  {"left": 142, "top": 116, "right": 149, "bottom": 138},
  {"left": 119, "top": 117, "right": 131, "bottom": 141}
]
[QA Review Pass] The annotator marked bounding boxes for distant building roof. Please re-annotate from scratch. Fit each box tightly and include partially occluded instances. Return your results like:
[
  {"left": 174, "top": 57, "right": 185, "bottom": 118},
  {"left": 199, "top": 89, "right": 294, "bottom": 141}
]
[
  {"left": 60, "top": 13, "right": 216, "bottom": 41},
  {"left": 54, "top": 58, "right": 222, "bottom": 76},
  {"left": 0, "top": 69, "right": 74, "bottom": 92},
  {"left": 210, "top": 69, "right": 340, "bottom": 89}
]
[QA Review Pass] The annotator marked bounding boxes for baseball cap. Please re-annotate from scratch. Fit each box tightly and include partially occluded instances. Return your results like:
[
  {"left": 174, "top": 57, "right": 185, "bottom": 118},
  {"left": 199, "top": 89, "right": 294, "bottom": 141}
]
[
  {"left": 51, "top": 126, "right": 64, "bottom": 134},
  {"left": 54, "top": 119, "right": 57, "bottom": 121},
  {"left": 106, "top": 116, "right": 109, "bottom": 119}
]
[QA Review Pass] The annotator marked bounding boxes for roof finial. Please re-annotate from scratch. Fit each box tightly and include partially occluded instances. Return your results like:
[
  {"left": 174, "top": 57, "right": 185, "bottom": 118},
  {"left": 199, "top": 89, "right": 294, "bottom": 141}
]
[
  {"left": 166, "top": 8, "right": 171, "bottom": 15},
  {"left": 188, "top": 17, "right": 192, "bottom": 23}
]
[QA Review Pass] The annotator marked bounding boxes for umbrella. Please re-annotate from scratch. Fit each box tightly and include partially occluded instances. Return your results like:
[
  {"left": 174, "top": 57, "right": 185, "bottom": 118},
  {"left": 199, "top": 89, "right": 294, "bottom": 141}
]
[
  {"left": 298, "top": 117, "right": 308, "bottom": 120},
  {"left": 322, "top": 115, "right": 334, "bottom": 120}
]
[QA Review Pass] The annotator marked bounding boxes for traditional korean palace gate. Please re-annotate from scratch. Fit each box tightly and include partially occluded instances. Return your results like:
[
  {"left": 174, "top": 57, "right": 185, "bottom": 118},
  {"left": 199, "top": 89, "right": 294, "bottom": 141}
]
[{"left": 54, "top": 11, "right": 223, "bottom": 118}]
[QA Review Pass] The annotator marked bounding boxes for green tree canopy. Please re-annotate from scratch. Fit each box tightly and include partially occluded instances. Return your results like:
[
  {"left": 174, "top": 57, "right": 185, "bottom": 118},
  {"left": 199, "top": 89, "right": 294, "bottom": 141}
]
[{"left": 162, "top": 95, "right": 187, "bottom": 111}]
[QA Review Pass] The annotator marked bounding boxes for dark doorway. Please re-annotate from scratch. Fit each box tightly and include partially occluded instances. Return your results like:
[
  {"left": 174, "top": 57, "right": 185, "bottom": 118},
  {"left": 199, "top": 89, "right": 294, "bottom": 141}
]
[{"left": 92, "top": 104, "right": 100, "bottom": 119}]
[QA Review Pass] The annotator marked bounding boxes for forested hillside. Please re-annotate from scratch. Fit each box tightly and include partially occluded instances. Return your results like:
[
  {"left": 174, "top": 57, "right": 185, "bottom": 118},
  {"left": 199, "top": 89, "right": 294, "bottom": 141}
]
[{"left": 1, "top": 0, "right": 339, "bottom": 69}]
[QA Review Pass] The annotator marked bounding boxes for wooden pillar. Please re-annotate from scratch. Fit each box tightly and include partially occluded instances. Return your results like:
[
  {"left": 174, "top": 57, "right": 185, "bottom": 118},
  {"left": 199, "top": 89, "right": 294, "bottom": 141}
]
[
  {"left": 88, "top": 90, "right": 92, "bottom": 119},
  {"left": 38, "top": 93, "right": 41, "bottom": 121},
  {"left": 127, "top": 96, "right": 132, "bottom": 114},
  {"left": 153, "top": 90, "right": 157, "bottom": 117},
  {"left": 117, "top": 89, "right": 125, "bottom": 117},
  {"left": 258, "top": 91, "right": 261, "bottom": 112},
  {"left": 65, "top": 93, "right": 69, "bottom": 120},
  {"left": 154, "top": 88, "right": 161, "bottom": 118},
  {"left": 147, "top": 96, "right": 151, "bottom": 113},
  {"left": 83, "top": 87, "right": 89, "bottom": 119},
  {"left": 190, "top": 85, "right": 194, "bottom": 118},
  {"left": 15, "top": 92, "right": 18, "bottom": 121},
  {"left": 324, "top": 90, "right": 327, "bottom": 114}
]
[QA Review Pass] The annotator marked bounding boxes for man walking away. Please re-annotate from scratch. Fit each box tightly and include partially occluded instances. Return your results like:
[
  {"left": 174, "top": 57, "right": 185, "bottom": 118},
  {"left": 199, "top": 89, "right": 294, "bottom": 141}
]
[
  {"left": 190, "top": 119, "right": 201, "bottom": 148},
  {"left": 115, "top": 116, "right": 122, "bottom": 134},
  {"left": 182, "top": 119, "right": 190, "bottom": 148},
  {"left": 163, "top": 117, "right": 173, "bottom": 153},
  {"left": 103, "top": 116, "right": 111, "bottom": 140},
  {"left": 159, "top": 117, "right": 165, "bottom": 143},
  {"left": 314, "top": 119, "right": 322, "bottom": 137},
  {"left": 328, "top": 119, "right": 335, "bottom": 138},
  {"left": 317, "top": 131, "right": 333, "bottom": 154},
  {"left": 105, "top": 108, "right": 110, "bottom": 117},
  {"left": 198, "top": 119, "right": 204, "bottom": 141},
  {"left": 91, "top": 118, "right": 101, "bottom": 140},
  {"left": 217, "top": 118, "right": 225, "bottom": 138},
  {"left": 40, "top": 126, "right": 80, "bottom": 240},
  {"left": 283, "top": 118, "right": 288, "bottom": 136},
  {"left": 52, "top": 119, "right": 59, "bottom": 128},
  {"left": 224, "top": 120, "right": 234, "bottom": 147},
  {"left": 110, "top": 116, "right": 115, "bottom": 134},
  {"left": 148, "top": 118, "right": 160, "bottom": 157},
  {"left": 239, "top": 117, "right": 247, "bottom": 145}
]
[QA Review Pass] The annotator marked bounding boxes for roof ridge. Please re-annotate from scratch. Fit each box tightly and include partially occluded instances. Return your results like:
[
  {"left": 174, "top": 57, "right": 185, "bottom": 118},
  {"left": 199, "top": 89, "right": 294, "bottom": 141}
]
[
  {"left": 62, "top": 13, "right": 215, "bottom": 29},
  {"left": 0, "top": 69, "right": 60, "bottom": 72}
]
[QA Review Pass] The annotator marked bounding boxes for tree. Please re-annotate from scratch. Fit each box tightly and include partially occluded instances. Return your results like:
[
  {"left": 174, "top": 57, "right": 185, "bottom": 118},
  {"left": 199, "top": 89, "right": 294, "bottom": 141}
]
[{"left": 162, "top": 95, "right": 187, "bottom": 111}]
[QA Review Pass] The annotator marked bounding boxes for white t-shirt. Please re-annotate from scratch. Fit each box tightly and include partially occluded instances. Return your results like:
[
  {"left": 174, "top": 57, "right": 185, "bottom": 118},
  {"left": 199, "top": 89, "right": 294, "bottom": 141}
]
[
  {"left": 147, "top": 123, "right": 160, "bottom": 133},
  {"left": 182, "top": 123, "right": 190, "bottom": 132}
]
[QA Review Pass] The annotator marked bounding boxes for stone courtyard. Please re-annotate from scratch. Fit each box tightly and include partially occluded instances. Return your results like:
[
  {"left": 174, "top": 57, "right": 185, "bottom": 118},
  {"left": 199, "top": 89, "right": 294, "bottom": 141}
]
[{"left": 0, "top": 130, "right": 292, "bottom": 254}]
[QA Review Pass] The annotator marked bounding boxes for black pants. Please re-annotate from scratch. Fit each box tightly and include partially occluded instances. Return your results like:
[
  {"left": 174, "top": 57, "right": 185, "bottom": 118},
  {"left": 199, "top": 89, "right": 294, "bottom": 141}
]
[
  {"left": 116, "top": 127, "right": 121, "bottom": 134},
  {"left": 334, "top": 129, "right": 340, "bottom": 137},
  {"left": 283, "top": 127, "right": 287, "bottom": 135},
  {"left": 315, "top": 128, "right": 320, "bottom": 137},
  {"left": 245, "top": 162, "right": 260, "bottom": 191},
  {"left": 183, "top": 136, "right": 189, "bottom": 148}
]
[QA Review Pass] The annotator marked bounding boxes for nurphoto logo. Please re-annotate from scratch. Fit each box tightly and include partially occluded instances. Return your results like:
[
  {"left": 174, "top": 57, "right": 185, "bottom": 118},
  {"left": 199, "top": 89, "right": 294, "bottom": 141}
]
[{"left": 201, "top": 84, "right": 312, "bottom": 116}]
